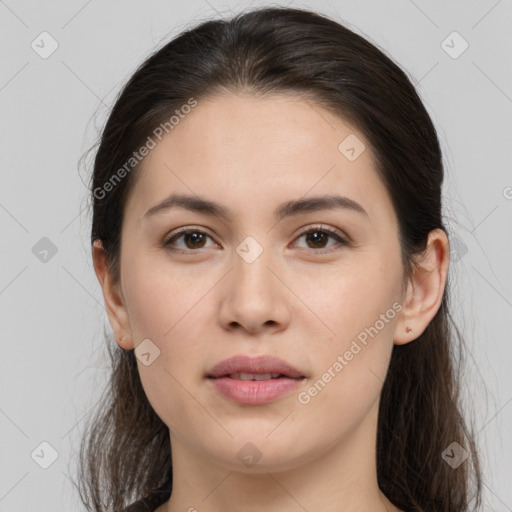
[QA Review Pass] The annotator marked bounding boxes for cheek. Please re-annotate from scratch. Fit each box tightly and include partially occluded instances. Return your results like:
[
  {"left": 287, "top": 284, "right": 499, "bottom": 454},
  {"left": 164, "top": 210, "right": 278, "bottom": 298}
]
[
  {"left": 122, "top": 247, "right": 219, "bottom": 351},
  {"left": 122, "top": 250, "right": 209, "bottom": 341},
  {"left": 297, "top": 304, "right": 396, "bottom": 437},
  {"left": 302, "top": 256, "right": 399, "bottom": 343},
  {"left": 301, "top": 259, "right": 400, "bottom": 402},
  {"left": 124, "top": 264, "right": 211, "bottom": 431}
]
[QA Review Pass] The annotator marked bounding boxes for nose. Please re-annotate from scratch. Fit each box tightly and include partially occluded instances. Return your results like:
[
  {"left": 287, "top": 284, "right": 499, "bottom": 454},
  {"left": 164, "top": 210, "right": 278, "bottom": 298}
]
[{"left": 217, "top": 243, "right": 291, "bottom": 335}]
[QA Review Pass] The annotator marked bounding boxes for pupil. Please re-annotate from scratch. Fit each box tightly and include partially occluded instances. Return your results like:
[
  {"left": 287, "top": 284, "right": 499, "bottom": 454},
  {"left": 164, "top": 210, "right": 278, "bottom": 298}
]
[
  {"left": 187, "top": 232, "right": 204, "bottom": 248},
  {"left": 308, "top": 231, "right": 326, "bottom": 248}
]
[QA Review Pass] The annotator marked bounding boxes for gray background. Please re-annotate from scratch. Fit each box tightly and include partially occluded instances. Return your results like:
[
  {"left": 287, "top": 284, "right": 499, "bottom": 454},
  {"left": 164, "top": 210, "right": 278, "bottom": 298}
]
[{"left": 0, "top": 0, "right": 511, "bottom": 510}]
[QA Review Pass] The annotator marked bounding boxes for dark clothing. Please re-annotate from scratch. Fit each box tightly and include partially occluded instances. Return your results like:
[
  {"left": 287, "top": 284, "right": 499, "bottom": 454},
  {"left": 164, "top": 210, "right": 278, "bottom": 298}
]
[
  {"left": 120, "top": 501, "right": 151, "bottom": 512},
  {"left": 119, "top": 475, "right": 171, "bottom": 511},
  {"left": 120, "top": 498, "right": 160, "bottom": 512}
]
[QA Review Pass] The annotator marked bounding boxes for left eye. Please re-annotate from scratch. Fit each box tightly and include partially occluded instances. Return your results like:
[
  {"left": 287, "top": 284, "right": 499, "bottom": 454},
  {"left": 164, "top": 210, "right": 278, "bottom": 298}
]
[
  {"left": 163, "top": 226, "right": 347, "bottom": 253},
  {"left": 293, "top": 226, "right": 348, "bottom": 251}
]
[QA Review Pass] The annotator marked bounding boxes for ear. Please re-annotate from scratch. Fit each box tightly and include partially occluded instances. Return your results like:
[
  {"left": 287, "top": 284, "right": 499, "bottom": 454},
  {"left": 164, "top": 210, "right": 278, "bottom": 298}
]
[
  {"left": 92, "top": 239, "right": 134, "bottom": 350},
  {"left": 393, "top": 228, "right": 450, "bottom": 345}
]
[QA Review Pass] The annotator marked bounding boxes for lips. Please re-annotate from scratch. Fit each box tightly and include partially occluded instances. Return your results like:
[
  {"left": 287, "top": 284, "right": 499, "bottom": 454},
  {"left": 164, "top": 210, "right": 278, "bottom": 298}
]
[
  {"left": 207, "top": 354, "right": 305, "bottom": 380},
  {"left": 206, "top": 355, "right": 305, "bottom": 405}
]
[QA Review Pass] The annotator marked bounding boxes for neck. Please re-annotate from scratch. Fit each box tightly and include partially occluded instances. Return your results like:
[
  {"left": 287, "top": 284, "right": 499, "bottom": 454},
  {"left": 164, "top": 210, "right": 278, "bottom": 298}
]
[{"left": 160, "top": 400, "right": 399, "bottom": 512}]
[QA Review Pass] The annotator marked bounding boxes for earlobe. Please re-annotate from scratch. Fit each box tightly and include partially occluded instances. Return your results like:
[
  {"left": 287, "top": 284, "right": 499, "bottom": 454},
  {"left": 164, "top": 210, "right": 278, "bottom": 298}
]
[
  {"left": 393, "top": 228, "right": 449, "bottom": 346},
  {"left": 92, "top": 240, "right": 134, "bottom": 350}
]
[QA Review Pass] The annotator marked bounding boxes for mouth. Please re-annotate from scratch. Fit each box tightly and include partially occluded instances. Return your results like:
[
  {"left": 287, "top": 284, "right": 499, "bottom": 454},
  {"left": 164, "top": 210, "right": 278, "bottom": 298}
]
[{"left": 206, "top": 355, "right": 306, "bottom": 404}]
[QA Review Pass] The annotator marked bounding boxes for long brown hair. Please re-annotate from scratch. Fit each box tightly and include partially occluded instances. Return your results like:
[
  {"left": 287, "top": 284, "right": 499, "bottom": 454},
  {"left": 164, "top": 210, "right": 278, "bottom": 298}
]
[{"left": 76, "top": 6, "right": 483, "bottom": 511}]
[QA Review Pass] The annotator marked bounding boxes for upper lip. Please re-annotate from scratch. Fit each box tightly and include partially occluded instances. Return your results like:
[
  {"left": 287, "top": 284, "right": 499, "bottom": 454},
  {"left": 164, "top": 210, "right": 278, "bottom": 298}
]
[{"left": 207, "top": 355, "right": 304, "bottom": 379}]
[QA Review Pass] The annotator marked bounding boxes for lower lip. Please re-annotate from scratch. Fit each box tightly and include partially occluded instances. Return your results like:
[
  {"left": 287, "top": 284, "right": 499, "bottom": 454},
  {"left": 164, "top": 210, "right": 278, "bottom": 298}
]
[{"left": 208, "top": 376, "right": 304, "bottom": 405}]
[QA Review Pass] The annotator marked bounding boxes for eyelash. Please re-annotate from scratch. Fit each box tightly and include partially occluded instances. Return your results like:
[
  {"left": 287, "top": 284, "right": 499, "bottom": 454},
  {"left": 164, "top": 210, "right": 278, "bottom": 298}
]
[{"left": 162, "top": 224, "right": 349, "bottom": 254}]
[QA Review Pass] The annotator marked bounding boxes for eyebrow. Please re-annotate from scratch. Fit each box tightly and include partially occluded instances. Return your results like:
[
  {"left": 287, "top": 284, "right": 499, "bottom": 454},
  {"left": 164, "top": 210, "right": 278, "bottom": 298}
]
[{"left": 143, "top": 193, "right": 369, "bottom": 222}]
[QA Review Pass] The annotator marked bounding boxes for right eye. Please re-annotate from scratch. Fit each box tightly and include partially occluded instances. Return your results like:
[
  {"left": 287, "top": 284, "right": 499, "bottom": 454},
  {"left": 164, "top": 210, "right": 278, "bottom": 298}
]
[{"left": 163, "top": 227, "right": 219, "bottom": 252}]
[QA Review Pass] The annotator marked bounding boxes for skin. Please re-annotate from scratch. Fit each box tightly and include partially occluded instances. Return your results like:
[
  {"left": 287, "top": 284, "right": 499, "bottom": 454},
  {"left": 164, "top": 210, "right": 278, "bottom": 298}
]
[{"left": 93, "top": 93, "right": 449, "bottom": 512}]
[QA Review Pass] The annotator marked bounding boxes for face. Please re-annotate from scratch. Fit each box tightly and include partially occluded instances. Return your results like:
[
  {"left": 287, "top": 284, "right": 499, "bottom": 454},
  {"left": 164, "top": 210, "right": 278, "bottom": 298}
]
[{"left": 115, "top": 93, "right": 406, "bottom": 472}]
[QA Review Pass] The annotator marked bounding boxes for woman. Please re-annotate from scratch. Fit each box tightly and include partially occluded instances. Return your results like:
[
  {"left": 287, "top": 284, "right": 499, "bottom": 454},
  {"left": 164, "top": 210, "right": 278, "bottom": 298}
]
[{"left": 76, "top": 6, "right": 483, "bottom": 512}]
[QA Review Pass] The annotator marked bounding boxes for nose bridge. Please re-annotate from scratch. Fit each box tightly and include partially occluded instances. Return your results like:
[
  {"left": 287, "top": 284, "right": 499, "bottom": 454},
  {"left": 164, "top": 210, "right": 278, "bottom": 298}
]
[{"left": 232, "top": 233, "right": 275, "bottom": 295}]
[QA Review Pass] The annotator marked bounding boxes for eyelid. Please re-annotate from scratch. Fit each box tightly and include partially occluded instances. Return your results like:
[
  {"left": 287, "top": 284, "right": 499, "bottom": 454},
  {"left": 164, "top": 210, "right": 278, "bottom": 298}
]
[{"left": 294, "top": 223, "right": 347, "bottom": 241}]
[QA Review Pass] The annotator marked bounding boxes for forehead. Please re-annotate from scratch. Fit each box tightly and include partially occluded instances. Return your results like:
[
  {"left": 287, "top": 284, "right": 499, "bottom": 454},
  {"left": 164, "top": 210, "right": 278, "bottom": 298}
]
[{"left": 124, "top": 93, "right": 396, "bottom": 229}]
